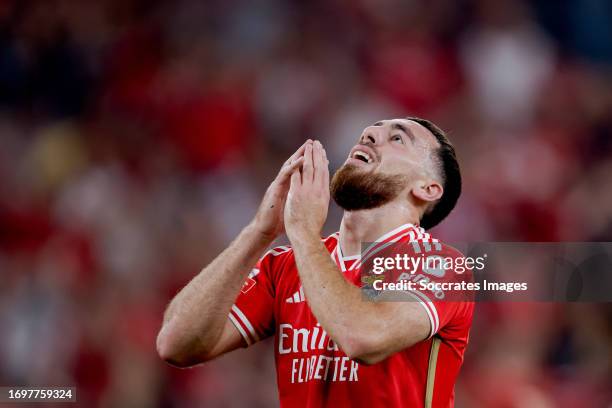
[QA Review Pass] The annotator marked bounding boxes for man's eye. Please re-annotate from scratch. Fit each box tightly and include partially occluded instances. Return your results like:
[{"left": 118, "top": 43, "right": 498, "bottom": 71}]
[{"left": 392, "top": 135, "right": 404, "bottom": 143}]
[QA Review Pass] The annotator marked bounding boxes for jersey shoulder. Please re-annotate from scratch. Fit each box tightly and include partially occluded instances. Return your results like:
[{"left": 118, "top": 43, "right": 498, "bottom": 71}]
[
  {"left": 260, "top": 244, "right": 293, "bottom": 269},
  {"left": 262, "top": 233, "right": 338, "bottom": 261},
  {"left": 401, "top": 228, "right": 464, "bottom": 258},
  {"left": 392, "top": 230, "right": 473, "bottom": 281},
  {"left": 260, "top": 232, "right": 338, "bottom": 269},
  {"left": 260, "top": 234, "right": 339, "bottom": 277}
]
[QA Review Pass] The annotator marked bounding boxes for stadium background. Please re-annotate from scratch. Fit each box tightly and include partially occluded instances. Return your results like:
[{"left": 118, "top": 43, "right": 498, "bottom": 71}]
[{"left": 1, "top": 0, "right": 611, "bottom": 406}]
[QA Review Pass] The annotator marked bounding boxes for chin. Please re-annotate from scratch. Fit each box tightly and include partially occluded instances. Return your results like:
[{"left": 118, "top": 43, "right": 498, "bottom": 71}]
[{"left": 330, "top": 164, "right": 408, "bottom": 212}]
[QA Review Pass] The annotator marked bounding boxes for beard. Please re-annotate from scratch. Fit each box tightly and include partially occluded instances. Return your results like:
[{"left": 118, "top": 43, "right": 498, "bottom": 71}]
[{"left": 330, "top": 164, "right": 409, "bottom": 211}]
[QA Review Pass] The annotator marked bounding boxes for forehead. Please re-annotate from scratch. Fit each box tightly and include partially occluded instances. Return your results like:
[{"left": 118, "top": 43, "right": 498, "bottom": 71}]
[{"left": 372, "top": 118, "right": 439, "bottom": 148}]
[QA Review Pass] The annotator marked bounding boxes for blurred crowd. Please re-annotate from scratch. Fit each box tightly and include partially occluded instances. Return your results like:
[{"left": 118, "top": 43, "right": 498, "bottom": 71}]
[{"left": 1, "top": 0, "right": 611, "bottom": 406}]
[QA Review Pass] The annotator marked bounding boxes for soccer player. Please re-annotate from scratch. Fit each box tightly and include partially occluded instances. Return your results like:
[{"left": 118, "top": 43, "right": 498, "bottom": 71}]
[{"left": 157, "top": 117, "right": 474, "bottom": 407}]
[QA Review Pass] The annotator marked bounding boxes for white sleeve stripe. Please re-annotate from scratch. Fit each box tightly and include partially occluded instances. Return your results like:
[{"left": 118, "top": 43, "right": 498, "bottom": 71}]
[
  {"left": 228, "top": 313, "right": 252, "bottom": 346},
  {"left": 402, "top": 291, "right": 435, "bottom": 339},
  {"left": 411, "top": 289, "right": 439, "bottom": 332},
  {"left": 408, "top": 290, "right": 440, "bottom": 335},
  {"left": 410, "top": 290, "right": 440, "bottom": 334},
  {"left": 231, "top": 305, "right": 260, "bottom": 342}
]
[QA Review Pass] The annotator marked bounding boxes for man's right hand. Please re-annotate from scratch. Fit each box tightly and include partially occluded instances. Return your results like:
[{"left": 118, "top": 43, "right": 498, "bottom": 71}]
[{"left": 251, "top": 140, "right": 311, "bottom": 240}]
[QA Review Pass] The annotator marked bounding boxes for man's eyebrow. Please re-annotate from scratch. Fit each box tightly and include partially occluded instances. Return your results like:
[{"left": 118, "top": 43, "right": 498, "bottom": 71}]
[
  {"left": 373, "top": 121, "right": 383, "bottom": 126},
  {"left": 392, "top": 122, "right": 415, "bottom": 142}
]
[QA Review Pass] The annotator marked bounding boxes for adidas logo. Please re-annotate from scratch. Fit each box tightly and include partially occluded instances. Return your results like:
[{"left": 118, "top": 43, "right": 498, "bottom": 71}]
[{"left": 285, "top": 286, "right": 305, "bottom": 303}]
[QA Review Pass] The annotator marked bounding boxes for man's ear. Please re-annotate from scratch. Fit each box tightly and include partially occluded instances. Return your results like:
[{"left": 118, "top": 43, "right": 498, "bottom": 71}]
[{"left": 412, "top": 180, "right": 443, "bottom": 204}]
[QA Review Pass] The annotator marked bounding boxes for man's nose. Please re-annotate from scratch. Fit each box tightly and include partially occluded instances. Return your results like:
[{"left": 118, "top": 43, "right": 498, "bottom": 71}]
[{"left": 360, "top": 127, "right": 381, "bottom": 145}]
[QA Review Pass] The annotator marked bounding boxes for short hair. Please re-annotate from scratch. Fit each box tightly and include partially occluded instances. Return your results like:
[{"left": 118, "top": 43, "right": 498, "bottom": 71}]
[{"left": 405, "top": 116, "right": 461, "bottom": 230}]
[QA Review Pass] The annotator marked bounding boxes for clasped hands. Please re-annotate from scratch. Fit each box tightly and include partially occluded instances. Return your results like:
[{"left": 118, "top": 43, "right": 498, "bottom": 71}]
[{"left": 251, "top": 140, "right": 330, "bottom": 244}]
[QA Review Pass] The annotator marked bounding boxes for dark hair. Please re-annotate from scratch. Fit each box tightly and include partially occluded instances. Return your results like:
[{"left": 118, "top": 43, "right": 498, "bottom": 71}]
[{"left": 405, "top": 116, "right": 461, "bottom": 230}]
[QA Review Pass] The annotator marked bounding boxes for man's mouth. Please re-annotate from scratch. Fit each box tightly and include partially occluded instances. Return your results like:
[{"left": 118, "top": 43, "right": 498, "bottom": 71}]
[
  {"left": 352, "top": 151, "right": 372, "bottom": 163},
  {"left": 347, "top": 145, "right": 377, "bottom": 166}
]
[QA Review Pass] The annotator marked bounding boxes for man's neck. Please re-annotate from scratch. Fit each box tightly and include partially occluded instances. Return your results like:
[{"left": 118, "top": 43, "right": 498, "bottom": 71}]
[{"left": 338, "top": 202, "right": 420, "bottom": 257}]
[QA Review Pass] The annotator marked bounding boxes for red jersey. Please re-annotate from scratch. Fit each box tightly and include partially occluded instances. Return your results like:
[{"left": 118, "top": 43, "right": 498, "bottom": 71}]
[{"left": 229, "top": 223, "right": 474, "bottom": 407}]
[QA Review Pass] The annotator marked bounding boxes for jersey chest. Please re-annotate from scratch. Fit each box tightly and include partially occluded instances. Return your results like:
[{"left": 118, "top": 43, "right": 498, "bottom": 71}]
[{"left": 273, "top": 258, "right": 361, "bottom": 323}]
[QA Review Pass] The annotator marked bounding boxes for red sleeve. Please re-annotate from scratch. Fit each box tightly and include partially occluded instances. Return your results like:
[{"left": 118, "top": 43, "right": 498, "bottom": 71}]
[
  {"left": 228, "top": 246, "right": 288, "bottom": 346},
  {"left": 404, "top": 241, "right": 474, "bottom": 339},
  {"left": 365, "top": 239, "right": 474, "bottom": 339}
]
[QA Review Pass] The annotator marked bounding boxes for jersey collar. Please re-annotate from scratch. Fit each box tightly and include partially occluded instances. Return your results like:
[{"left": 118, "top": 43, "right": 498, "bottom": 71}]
[{"left": 332, "top": 223, "right": 421, "bottom": 272}]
